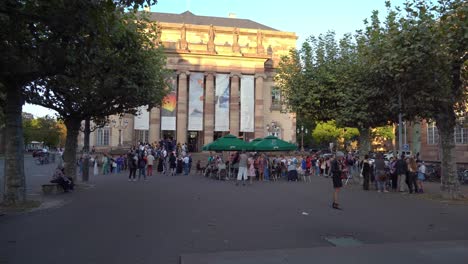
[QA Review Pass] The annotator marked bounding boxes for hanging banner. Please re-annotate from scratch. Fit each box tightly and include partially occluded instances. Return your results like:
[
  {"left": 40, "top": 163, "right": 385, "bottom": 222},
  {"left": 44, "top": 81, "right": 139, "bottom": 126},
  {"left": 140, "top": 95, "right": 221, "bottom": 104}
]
[
  {"left": 188, "top": 72, "right": 204, "bottom": 131},
  {"left": 240, "top": 75, "right": 255, "bottom": 132},
  {"left": 134, "top": 105, "right": 150, "bottom": 130},
  {"left": 215, "top": 74, "right": 230, "bottom": 131},
  {"left": 161, "top": 76, "right": 177, "bottom": 131}
]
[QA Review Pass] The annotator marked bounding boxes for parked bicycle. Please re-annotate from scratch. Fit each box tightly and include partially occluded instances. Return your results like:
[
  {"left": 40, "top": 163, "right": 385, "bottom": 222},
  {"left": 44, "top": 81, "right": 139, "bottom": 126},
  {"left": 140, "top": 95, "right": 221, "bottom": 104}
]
[
  {"left": 425, "top": 164, "right": 441, "bottom": 182},
  {"left": 457, "top": 169, "right": 468, "bottom": 184}
]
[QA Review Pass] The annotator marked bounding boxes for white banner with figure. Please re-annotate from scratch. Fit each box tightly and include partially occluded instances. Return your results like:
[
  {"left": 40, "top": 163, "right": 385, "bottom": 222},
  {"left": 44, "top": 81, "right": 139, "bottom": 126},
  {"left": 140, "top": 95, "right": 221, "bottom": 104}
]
[
  {"left": 161, "top": 76, "right": 177, "bottom": 131},
  {"left": 215, "top": 73, "right": 230, "bottom": 131},
  {"left": 188, "top": 72, "right": 204, "bottom": 131},
  {"left": 134, "top": 105, "right": 150, "bottom": 130},
  {"left": 240, "top": 75, "right": 254, "bottom": 132}
]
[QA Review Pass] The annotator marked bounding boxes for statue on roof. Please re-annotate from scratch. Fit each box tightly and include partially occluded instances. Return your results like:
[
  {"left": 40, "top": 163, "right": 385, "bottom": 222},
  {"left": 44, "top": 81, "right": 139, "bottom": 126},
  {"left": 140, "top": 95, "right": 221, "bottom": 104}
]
[
  {"left": 179, "top": 23, "right": 188, "bottom": 50},
  {"left": 257, "top": 30, "right": 265, "bottom": 54},
  {"left": 232, "top": 27, "right": 241, "bottom": 53},
  {"left": 207, "top": 25, "right": 216, "bottom": 53}
]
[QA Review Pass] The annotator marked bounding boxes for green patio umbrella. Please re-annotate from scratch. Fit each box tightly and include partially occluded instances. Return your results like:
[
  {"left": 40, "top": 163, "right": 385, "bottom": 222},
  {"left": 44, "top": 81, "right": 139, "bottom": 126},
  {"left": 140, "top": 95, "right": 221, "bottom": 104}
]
[
  {"left": 202, "top": 134, "right": 252, "bottom": 151},
  {"left": 251, "top": 135, "right": 297, "bottom": 151},
  {"left": 248, "top": 138, "right": 263, "bottom": 147}
]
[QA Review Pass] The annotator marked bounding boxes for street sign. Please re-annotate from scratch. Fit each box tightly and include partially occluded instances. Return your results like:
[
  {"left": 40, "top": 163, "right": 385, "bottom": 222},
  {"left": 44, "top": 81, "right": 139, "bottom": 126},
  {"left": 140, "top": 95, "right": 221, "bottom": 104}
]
[{"left": 403, "top": 144, "right": 410, "bottom": 151}]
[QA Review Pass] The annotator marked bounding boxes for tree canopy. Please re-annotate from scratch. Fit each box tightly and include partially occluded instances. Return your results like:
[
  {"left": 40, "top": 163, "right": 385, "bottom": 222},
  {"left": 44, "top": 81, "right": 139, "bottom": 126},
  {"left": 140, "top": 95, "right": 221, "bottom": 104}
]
[
  {"left": 1, "top": 0, "right": 163, "bottom": 204},
  {"left": 276, "top": 0, "right": 467, "bottom": 198}
]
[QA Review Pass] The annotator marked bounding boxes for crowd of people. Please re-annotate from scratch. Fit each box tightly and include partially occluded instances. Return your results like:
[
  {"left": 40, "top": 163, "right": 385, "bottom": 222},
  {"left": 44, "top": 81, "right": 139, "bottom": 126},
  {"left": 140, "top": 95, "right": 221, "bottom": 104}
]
[
  {"left": 76, "top": 139, "right": 193, "bottom": 181},
  {"left": 202, "top": 151, "right": 429, "bottom": 209},
  {"left": 64, "top": 141, "right": 431, "bottom": 204}
]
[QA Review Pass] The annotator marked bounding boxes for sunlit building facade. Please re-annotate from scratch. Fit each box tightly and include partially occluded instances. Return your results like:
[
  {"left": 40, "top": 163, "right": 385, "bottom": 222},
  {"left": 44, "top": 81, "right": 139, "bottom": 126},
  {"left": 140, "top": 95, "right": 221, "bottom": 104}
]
[{"left": 78, "top": 11, "right": 298, "bottom": 152}]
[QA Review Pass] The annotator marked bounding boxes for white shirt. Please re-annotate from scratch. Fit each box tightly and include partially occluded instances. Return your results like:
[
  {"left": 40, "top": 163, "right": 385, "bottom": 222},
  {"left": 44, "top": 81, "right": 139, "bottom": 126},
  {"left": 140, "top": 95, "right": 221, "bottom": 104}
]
[
  {"left": 419, "top": 164, "right": 426, "bottom": 174},
  {"left": 183, "top": 156, "right": 190, "bottom": 164}
]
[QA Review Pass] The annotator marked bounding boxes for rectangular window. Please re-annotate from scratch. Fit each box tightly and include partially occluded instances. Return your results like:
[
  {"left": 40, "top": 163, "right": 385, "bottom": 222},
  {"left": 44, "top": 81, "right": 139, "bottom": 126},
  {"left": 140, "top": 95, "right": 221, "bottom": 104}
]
[
  {"left": 96, "top": 127, "right": 110, "bottom": 146},
  {"left": 427, "top": 123, "right": 439, "bottom": 145},
  {"left": 454, "top": 125, "right": 467, "bottom": 144},
  {"left": 271, "top": 87, "right": 282, "bottom": 111},
  {"left": 134, "top": 129, "right": 149, "bottom": 144}
]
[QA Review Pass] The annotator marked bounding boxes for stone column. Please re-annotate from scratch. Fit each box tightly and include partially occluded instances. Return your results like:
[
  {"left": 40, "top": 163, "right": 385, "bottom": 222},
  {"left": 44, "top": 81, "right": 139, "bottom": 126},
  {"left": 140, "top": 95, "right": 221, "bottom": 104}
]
[
  {"left": 204, "top": 72, "right": 215, "bottom": 145},
  {"left": 230, "top": 72, "right": 241, "bottom": 137},
  {"left": 254, "top": 74, "right": 266, "bottom": 138},
  {"left": 177, "top": 71, "right": 189, "bottom": 145},
  {"left": 149, "top": 107, "right": 161, "bottom": 144}
]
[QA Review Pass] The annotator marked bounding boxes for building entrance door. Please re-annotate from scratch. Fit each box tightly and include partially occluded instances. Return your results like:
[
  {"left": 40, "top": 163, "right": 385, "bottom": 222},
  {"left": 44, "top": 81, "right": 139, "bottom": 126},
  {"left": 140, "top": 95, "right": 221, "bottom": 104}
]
[
  {"left": 188, "top": 131, "right": 203, "bottom": 152},
  {"left": 162, "top": 130, "right": 175, "bottom": 141}
]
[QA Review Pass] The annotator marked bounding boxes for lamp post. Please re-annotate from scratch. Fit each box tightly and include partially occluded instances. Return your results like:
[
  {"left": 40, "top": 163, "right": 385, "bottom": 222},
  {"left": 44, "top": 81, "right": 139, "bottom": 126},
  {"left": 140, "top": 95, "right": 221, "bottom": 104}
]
[
  {"left": 296, "top": 125, "right": 308, "bottom": 152},
  {"left": 111, "top": 116, "right": 129, "bottom": 146}
]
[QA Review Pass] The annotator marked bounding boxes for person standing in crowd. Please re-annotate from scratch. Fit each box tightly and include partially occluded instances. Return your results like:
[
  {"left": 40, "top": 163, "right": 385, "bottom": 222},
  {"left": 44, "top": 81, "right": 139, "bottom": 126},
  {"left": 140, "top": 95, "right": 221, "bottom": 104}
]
[
  {"left": 183, "top": 154, "right": 190, "bottom": 175},
  {"left": 128, "top": 151, "right": 137, "bottom": 181},
  {"left": 361, "top": 155, "right": 371, "bottom": 190},
  {"left": 162, "top": 147, "right": 168, "bottom": 175},
  {"left": 92, "top": 155, "right": 99, "bottom": 176},
  {"left": 374, "top": 154, "right": 388, "bottom": 192},
  {"left": 247, "top": 154, "right": 256, "bottom": 184},
  {"left": 258, "top": 155, "right": 265, "bottom": 181},
  {"left": 188, "top": 154, "right": 193, "bottom": 174},
  {"left": 137, "top": 153, "right": 147, "bottom": 180},
  {"left": 395, "top": 154, "right": 408, "bottom": 192},
  {"left": 389, "top": 157, "right": 398, "bottom": 192},
  {"left": 169, "top": 152, "right": 177, "bottom": 176},
  {"left": 417, "top": 161, "right": 426, "bottom": 193},
  {"left": 101, "top": 154, "right": 109, "bottom": 175},
  {"left": 236, "top": 151, "right": 248, "bottom": 186},
  {"left": 407, "top": 157, "right": 418, "bottom": 193},
  {"left": 146, "top": 151, "right": 155, "bottom": 177},
  {"left": 330, "top": 155, "right": 343, "bottom": 209},
  {"left": 157, "top": 150, "right": 164, "bottom": 174},
  {"left": 263, "top": 154, "right": 270, "bottom": 181}
]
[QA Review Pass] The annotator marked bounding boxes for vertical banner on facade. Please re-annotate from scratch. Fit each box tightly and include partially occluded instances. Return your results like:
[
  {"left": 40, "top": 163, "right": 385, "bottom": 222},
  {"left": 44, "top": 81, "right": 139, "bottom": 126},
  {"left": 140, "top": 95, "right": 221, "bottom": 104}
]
[
  {"left": 240, "top": 75, "right": 255, "bottom": 132},
  {"left": 134, "top": 105, "right": 150, "bottom": 130},
  {"left": 161, "top": 76, "right": 177, "bottom": 131},
  {"left": 188, "top": 72, "right": 204, "bottom": 131},
  {"left": 215, "top": 74, "right": 230, "bottom": 131}
]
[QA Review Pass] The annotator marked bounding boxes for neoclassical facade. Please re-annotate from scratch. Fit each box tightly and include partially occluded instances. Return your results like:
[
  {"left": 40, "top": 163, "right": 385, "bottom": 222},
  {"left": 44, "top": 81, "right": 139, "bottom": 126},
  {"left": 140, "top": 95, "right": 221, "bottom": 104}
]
[{"left": 78, "top": 11, "right": 298, "bottom": 152}]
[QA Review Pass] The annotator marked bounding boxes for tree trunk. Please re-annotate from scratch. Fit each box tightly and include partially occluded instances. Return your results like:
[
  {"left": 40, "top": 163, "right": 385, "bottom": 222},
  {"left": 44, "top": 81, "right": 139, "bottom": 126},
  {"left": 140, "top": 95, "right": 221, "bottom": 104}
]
[
  {"left": 2, "top": 84, "right": 26, "bottom": 205},
  {"left": 436, "top": 112, "right": 462, "bottom": 199},
  {"left": 82, "top": 118, "right": 91, "bottom": 182},
  {"left": 358, "top": 127, "right": 371, "bottom": 157},
  {"left": 63, "top": 118, "right": 81, "bottom": 181}
]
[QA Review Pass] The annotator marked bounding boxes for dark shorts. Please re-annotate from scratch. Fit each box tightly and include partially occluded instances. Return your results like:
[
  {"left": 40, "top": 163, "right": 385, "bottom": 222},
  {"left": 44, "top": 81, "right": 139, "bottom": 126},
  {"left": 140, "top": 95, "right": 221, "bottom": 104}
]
[{"left": 332, "top": 176, "right": 342, "bottom": 188}]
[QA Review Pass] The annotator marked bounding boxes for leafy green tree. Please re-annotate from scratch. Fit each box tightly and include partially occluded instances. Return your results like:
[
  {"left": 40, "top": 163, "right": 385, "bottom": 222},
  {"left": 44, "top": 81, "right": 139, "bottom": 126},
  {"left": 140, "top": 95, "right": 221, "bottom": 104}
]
[
  {"left": 22, "top": 115, "right": 63, "bottom": 148},
  {"left": 26, "top": 10, "right": 168, "bottom": 181},
  {"left": 312, "top": 120, "right": 359, "bottom": 149},
  {"left": 277, "top": 29, "right": 393, "bottom": 155},
  {"left": 374, "top": 0, "right": 467, "bottom": 198},
  {"left": 0, "top": 0, "right": 157, "bottom": 205}
]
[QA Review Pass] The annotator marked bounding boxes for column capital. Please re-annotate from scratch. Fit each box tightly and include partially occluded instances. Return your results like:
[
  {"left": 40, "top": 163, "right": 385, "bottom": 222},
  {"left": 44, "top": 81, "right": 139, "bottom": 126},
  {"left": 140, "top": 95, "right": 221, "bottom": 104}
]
[
  {"left": 204, "top": 71, "right": 216, "bottom": 77},
  {"left": 176, "top": 71, "right": 190, "bottom": 77},
  {"left": 255, "top": 73, "right": 267, "bottom": 79},
  {"left": 230, "top": 72, "right": 242, "bottom": 78}
]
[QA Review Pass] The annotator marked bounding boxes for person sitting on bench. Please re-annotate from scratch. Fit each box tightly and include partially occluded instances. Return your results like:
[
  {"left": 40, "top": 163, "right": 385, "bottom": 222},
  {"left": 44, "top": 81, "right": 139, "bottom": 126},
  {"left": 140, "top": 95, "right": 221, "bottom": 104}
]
[{"left": 50, "top": 165, "right": 74, "bottom": 192}]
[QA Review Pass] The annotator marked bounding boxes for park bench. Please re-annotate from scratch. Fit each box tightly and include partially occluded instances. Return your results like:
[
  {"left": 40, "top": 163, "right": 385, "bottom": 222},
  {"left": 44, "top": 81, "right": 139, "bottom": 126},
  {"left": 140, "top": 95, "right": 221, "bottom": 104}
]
[{"left": 42, "top": 183, "right": 64, "bottom": 194}]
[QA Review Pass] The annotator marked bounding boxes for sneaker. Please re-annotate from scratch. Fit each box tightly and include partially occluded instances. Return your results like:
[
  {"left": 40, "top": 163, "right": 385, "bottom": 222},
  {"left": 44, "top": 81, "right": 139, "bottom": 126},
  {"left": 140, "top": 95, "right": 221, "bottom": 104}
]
[
  {"left": 128, "top": 179, "right": 131, "bottom": 182},
  {"left": 377, "top": 190, "right": 381, "bottom": 193},
  {"left": 384, "top": 190, "right": 389, "bottom": 193}
]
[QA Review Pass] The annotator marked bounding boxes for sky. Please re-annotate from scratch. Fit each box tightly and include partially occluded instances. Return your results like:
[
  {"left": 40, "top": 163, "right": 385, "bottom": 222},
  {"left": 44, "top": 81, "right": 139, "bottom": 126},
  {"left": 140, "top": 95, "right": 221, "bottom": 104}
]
[{"left": 24, "top": 0, "right": 406, "bottom": 118}]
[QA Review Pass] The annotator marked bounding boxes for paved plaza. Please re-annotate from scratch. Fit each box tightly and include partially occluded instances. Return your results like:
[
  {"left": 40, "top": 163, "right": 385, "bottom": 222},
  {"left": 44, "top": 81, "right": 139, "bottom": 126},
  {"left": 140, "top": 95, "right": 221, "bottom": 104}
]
[{"left": 1, "top": 156, "right": 468, "bottom": 263}]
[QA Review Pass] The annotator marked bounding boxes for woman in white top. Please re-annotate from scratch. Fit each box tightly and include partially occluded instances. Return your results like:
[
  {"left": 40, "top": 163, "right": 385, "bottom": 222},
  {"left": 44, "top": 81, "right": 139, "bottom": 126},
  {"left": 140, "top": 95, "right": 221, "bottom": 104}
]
[
  {"left": 417, "top": 161, "right": 426, "bottom": 193},
  {"left": 247, "top": 155, "right": 256, "bottom": 184}
]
